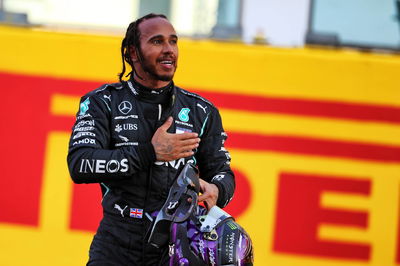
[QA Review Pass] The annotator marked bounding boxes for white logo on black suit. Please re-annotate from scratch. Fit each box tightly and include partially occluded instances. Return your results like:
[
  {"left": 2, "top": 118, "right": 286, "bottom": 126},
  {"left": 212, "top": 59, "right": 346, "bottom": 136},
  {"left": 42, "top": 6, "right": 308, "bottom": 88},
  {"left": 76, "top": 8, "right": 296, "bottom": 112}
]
[
  {"left": 118, "top": 101, "right": 132, "bottom": 115},
  {"left": 114, "top": 204, "right": 127, "bottom": 217},
  {"left": 197, "top": 103, "right": 208, "bottom": 113}
]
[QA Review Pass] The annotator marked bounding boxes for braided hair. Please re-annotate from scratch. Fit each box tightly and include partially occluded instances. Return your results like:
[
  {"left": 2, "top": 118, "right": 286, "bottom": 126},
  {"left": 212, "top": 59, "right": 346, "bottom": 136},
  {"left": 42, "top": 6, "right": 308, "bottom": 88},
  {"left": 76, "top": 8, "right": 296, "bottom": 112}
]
[{"left": 119, "top": 13, "right": 168, "bottom": 82}]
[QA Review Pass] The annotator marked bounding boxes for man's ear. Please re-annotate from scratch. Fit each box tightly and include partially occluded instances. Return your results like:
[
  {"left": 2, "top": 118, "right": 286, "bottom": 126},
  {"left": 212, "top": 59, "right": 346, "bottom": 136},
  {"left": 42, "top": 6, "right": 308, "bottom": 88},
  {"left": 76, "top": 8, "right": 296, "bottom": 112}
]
[{"left": 129, "top": 46, "right": 138, "bottom": 62}]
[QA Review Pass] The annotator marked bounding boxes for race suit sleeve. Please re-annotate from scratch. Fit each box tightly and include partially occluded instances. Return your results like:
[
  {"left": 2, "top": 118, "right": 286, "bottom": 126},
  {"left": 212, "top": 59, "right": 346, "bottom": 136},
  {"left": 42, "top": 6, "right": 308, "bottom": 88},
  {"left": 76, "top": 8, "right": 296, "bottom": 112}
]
[
  {"left": 196, "top": 107, "right": 235, "bottom": 208},
  {"left": 67, "top": 91, "right": 156, "bottom": 184}
]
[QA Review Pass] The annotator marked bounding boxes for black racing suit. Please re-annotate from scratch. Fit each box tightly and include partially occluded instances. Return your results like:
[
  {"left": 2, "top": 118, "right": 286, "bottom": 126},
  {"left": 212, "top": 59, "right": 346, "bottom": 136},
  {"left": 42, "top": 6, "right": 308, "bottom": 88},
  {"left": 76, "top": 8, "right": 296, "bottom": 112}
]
[{"left": 67, "top": 79, "right": 235, "bottom": 265}]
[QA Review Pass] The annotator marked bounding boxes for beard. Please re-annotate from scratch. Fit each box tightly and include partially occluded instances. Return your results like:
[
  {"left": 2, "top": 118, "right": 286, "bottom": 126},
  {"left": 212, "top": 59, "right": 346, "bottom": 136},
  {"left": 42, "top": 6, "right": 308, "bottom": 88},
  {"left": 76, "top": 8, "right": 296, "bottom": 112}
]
[{"left": 138, "top": 50, "right": 177, "bottom": 82}]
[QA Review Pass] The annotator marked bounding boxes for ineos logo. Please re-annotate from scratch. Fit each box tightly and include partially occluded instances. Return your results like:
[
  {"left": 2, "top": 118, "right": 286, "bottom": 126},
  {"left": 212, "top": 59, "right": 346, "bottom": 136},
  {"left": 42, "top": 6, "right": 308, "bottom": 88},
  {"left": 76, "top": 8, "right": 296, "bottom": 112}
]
[
  {"left": 118, "top": 101, "right": 132, "bottom": 115},
  {"left": 79, "top": 158, "right": 129, "bottom": 174}
]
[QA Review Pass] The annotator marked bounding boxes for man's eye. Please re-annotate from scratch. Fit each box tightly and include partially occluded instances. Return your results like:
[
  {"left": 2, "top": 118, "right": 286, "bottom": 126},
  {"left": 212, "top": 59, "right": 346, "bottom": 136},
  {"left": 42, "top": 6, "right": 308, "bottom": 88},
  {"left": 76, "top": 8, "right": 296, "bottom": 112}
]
[
  {"left": 152, "top": 39, "right": 162, "bottom": 44},
  {"left": 170, "top": 39, "right": 177, "bottom": 45}
]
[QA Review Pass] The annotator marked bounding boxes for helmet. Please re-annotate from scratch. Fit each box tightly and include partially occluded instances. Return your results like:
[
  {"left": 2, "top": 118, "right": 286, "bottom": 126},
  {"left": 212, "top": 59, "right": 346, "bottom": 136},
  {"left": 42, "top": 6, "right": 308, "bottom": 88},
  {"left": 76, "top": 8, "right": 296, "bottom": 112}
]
[
  {"left": 169, "top": 205, "right": 254, "bottom": 266},
  {"left": 147, "top": 163, "right": 254, "bottom": 265}
]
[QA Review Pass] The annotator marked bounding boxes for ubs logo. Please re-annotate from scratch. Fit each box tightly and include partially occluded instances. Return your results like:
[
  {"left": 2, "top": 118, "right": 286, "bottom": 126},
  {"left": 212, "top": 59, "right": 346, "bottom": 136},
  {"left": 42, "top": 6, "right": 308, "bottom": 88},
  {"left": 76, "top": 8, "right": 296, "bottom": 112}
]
[
  {"left": 115, "top": 123, "right": 138, "bottom": 133},
  {"left": 118, "top": 101, "right": 132, "bottom": 115}
]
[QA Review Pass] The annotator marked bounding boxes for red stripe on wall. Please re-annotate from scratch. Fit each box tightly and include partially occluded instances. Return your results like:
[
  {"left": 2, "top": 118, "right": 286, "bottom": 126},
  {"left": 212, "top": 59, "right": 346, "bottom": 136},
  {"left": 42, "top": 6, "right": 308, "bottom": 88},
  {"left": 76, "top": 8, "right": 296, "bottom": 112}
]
[
  {"left": 2, "top": 71, "right": 400, "bottom": 124},
  {"left": 50, "top": 114, "right": 400, "bottom": 163},
  {"left": 195, "top": 90, "right": 400, "bottom": 124},
  {"left": 226, "top": 133, "right": 400, "bottom": 163},
  {"left": 0, "top": 71, "right": 103, "bottom": 95}
]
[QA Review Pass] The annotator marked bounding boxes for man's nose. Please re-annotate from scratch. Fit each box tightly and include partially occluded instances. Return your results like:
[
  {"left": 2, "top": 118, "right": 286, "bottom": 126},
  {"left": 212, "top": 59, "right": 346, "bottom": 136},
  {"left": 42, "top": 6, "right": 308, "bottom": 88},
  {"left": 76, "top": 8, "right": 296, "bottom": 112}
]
[{"left": 163, "top": 43, "right": 174, "bottom": 53}]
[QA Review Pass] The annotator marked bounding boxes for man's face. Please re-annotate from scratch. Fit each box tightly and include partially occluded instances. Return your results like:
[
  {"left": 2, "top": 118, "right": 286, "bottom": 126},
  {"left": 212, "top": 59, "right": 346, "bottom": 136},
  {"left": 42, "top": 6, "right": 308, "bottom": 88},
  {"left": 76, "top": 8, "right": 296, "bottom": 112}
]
[{"left": 133, "top": 17, "right": 178, "bottom": 83}]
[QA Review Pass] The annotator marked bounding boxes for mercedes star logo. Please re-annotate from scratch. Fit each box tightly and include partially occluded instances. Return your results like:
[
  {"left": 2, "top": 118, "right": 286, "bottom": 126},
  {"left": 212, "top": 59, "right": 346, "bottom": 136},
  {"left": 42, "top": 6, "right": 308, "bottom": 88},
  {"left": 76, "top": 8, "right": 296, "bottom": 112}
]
[{"left": 118, "top": 101, "right": 132, "bottom": 115}]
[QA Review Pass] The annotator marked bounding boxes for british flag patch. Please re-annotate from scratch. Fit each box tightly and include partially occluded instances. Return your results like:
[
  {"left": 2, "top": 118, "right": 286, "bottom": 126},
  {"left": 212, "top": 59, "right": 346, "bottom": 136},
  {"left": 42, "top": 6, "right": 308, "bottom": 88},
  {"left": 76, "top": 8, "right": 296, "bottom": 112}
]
[
  {"left": 130, "top": 208, "right": 143, "bottom": 219},
  {"left": 176, "top": 127, "right": 192, "bottom": 134}
]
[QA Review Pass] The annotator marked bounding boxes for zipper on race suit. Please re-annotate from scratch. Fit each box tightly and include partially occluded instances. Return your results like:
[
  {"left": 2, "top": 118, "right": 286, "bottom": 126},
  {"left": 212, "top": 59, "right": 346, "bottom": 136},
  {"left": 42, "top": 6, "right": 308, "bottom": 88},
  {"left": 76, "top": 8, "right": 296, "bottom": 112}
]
[{"left": 158, "top": 104, "right": 162, "bottom": 121}]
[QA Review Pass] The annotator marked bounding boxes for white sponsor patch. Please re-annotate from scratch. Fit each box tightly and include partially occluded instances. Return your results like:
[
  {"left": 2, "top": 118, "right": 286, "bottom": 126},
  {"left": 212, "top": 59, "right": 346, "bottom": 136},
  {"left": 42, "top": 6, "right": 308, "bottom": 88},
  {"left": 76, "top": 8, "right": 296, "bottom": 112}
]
[
  {"left": 73, "top": 132, "right": 96, "bottom": 139},
  {"left": 74, "top": 126, "right": 95, "bottom": 132},
  {"left": 76, "top": 114, "right": 92, "bottom": 120},
  {"left": 75, "top": 120, "right": 95, "bottom": 129},
  {"left": 72, "top": 138, "right": 96, "bottom": 146},
  {"left": 79, "top": 158, "right": 129, "bottom": 174},
  {"left": 115, "top": 142, "right": 138, "bottom": 147},
  {"left": 154, "top": 158, "right": 195, "bottom": 170},
  {"left": 118, "top": 101, "right": 132, "bottom": 114},
  {"left": 211, "top": 174, "right": 225, "bottom": 182},
  {"left": 115, "top": 123, "right": 138, "bottom": 133},
  {"left": 114, "top": 115, "right": 138, "bottom": 120},
  {"left": 175, "top": 120, "right": 193, "bottom": 128}
]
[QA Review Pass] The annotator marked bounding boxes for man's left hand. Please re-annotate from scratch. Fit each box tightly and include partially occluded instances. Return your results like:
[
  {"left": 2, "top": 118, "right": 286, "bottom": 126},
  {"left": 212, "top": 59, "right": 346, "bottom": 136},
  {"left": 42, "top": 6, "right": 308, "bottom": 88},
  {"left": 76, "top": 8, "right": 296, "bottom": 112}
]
[{"left": 198, "top": 179, "right": 219, "bottom": 210}]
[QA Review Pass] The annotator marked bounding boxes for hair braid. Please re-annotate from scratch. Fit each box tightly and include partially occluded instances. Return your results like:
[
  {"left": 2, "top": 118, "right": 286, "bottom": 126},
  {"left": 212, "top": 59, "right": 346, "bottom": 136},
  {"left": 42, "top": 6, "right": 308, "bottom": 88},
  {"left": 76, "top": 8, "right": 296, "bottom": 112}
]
[{"left": 118, "top": 13, "right": 168, "bottom": 82}]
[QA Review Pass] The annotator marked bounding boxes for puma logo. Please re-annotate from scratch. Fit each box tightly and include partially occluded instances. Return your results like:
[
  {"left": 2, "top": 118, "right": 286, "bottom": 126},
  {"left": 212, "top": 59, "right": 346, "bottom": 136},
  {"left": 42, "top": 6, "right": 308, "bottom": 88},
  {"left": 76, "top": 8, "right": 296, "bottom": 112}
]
[
  {"left": 114, "top": 204, "right": 127, "bottom": 217},
  {"left": 197, "top": 103, "right": 207, "bottom": 113},
  {"left": 103, "top": 95, "right": 111, "bottom": 101}
]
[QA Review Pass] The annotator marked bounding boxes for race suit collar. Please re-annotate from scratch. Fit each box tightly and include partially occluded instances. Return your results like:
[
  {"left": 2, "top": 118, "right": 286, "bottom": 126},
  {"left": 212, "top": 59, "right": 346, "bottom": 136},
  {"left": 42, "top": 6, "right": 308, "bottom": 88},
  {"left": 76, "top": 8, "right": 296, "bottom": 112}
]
[{"left": 128, "top": 78, "right": 174, "bottom": 105}]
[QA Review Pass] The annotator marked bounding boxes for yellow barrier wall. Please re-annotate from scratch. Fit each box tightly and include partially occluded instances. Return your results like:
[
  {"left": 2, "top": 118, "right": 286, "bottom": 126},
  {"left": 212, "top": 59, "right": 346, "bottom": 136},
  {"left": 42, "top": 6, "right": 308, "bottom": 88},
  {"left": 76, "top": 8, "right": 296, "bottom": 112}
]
[{"left": 1, "top": 25, "right": 400, "bottom": 266}]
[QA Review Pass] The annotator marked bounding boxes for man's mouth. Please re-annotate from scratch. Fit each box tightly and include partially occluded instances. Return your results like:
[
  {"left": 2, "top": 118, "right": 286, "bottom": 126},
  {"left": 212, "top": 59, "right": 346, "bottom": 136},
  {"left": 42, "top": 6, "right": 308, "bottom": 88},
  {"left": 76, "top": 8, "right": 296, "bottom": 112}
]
[{"left": 159, "top": 60, "right": 175, "bottom": 69}]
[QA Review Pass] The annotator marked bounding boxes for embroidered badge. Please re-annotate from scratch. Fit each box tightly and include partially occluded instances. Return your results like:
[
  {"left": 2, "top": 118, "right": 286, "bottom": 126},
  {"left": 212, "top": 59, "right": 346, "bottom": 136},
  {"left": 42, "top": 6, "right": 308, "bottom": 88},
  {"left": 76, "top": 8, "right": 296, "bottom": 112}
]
[
  {"left": 178, "top": 108, "right": 190, "bottom": 122},
  {"left": 130, "top": 208, "right": 143, "bottom": 219},
  {"left": 79, "top": 98, "right": 90, "bottom": 115}
]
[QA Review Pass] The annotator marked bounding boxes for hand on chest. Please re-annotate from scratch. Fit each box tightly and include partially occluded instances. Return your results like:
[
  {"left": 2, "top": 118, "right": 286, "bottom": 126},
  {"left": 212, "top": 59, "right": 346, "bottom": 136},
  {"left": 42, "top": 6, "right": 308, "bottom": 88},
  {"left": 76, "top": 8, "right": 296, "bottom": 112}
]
[{"left": 109, "top": 99, "right": 205, "bottom": 148}]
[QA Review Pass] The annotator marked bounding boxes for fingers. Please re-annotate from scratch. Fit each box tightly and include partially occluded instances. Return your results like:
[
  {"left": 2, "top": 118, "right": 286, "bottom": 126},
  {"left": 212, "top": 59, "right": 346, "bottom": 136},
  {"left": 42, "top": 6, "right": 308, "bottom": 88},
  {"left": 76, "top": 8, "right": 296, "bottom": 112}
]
[
  {"left": 198, "top": 195, "right": 214, "bottom": 210},
  {"left": 177, "top": 139, "right": 200, "bottom": 154},
  {"left": 176, "top": 150, "right": 195, "bottom": 158},
  {"left": 198, "top": 193, "right": 206, "bottom": 202},
  {"left": 176, "top": 132, "right": 198, "bottom": 140},
  {"left": 180, "top": 137, "right": 201, "bottom": 146},
  {"left": 152, "top": 116, "right": 201, "bottom": 161},
  {"left": 199, "top": 179, "right": 207, "bottom": 192},
  {"left": 198, "top": 180, "right": 219, "bottom": 210},
  {"left": 198, "top": 180, "right": 207, "bottom": 203},
  {"left": 171, "top": 134, "right": 200, "bottom": 155},
  {"left": 159, "top": 117, "right": 199, "bottom": 141}
]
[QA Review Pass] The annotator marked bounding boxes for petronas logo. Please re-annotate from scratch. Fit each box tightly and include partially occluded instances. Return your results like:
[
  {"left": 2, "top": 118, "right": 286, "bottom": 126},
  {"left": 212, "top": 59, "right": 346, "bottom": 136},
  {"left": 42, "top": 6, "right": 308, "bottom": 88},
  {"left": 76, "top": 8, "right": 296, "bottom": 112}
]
[
  {"left": 79, "top": 98, "right": 90, "bottom": 115},
  {"left": 178, "top": 108, "right": 190, "bottom": 122}
]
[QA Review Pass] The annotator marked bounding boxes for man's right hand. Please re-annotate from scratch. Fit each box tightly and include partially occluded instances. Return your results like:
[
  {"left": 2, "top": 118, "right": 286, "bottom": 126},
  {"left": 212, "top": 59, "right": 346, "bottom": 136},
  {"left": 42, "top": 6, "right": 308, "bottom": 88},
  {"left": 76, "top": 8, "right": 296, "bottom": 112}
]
[{"left": 151, "top": 117, "right": 200, "bottom": 162}]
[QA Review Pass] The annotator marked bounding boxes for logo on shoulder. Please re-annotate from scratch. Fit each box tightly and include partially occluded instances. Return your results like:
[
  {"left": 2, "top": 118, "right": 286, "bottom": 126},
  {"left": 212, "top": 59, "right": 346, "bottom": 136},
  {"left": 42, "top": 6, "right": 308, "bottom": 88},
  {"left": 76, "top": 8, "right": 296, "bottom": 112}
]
[
  {"left": 79, "top": 98, "right": 90, "bottom": 115},
  {"left": 118, "top": 101, "right": 132, "bottom": 115},
  {"left": 196, "top": 103, "right": 208, "bottom": 113},
  {"left": 103, "top": 94, "right": 111, "bottom": 101},
  {"left": 178, "top": 108, "right": 190, "bottom": 122}
]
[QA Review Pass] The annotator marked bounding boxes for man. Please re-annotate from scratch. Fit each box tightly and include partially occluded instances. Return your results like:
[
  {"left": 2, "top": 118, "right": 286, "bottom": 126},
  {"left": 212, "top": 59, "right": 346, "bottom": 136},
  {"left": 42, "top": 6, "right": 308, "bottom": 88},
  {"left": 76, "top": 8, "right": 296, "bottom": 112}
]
[{"left": 67, "top": 13, "right": 235, "bottom": 265}]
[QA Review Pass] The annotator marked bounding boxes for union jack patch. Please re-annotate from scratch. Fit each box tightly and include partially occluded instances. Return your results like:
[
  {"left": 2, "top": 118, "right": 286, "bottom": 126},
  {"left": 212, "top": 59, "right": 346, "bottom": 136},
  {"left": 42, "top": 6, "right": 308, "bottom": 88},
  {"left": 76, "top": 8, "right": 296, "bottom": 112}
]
[
  {"left": 130, "top": 208, "right": 143, "bottom": 219},
  {"left": 176, "top": 127, "right": 192, "bottom": 134}
]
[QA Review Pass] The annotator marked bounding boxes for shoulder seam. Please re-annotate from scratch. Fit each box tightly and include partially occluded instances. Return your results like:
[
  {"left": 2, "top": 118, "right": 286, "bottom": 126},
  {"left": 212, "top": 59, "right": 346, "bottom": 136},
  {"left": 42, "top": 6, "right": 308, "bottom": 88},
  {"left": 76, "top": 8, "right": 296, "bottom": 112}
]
[
  {"left": 95, "top": 82, "right": 123, "bottom": 93},
  {"left": 177, "top": 87, "right": 214, "bottom": 107}
]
